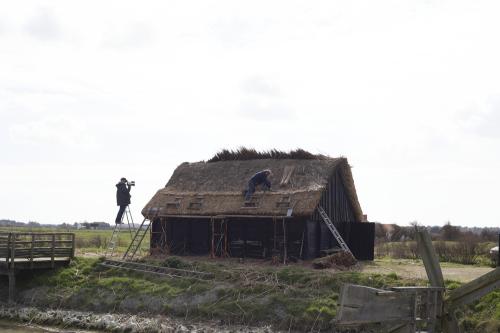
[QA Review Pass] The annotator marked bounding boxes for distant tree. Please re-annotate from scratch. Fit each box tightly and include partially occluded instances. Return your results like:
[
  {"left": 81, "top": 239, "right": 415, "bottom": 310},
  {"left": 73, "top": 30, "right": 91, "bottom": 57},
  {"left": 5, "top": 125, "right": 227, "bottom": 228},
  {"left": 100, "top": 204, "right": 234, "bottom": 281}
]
[
  {"left": 440, "top": 222, "right": 461, "bottom": 241},
  {"left": 480, "top": 228, "right": 498, "bottom": 242}
]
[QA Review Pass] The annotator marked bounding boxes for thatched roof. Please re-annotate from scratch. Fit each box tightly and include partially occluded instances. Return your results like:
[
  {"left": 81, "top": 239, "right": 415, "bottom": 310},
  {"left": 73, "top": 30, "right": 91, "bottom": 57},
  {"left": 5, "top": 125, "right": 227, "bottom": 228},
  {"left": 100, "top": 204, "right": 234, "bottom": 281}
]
[{"left": 142, "top": 155, "right": 363, "bottom": 220}]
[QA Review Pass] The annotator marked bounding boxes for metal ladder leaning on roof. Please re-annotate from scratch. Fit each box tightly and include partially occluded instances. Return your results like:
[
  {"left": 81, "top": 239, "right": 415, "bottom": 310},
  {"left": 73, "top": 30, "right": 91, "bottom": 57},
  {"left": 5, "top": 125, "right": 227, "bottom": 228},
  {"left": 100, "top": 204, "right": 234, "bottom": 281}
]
[
  {"left": 105, "top": 205, "right": 136, "bottom": 258},
  {"left": 122, "top": 217, "right": 152, "bottom": 261},
  {"left": 317, "top": 205, "right": 353, "bottom": 256}
]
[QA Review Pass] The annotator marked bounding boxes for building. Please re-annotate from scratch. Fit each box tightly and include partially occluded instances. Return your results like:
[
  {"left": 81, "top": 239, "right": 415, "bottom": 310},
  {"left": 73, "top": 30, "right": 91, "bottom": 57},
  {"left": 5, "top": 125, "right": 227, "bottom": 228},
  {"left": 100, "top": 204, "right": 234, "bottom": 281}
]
[{"left": 142, "top": 150, "right": 375, "bottom": 260}]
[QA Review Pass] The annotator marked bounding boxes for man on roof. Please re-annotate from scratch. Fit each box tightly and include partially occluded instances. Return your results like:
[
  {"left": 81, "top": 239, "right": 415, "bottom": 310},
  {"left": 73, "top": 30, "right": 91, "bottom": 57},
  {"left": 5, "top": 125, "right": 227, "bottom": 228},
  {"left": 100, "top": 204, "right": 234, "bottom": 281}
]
[{"left": 244, "top": 169, "right": 272, "bottom": 201}]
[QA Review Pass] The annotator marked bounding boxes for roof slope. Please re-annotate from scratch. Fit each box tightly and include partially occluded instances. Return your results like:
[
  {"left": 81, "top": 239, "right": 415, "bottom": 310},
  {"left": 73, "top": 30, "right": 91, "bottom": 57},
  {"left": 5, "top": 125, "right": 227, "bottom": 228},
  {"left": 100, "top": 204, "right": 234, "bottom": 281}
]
[{"left": 142, "top": 157, "right": 363, "bottom": 220}]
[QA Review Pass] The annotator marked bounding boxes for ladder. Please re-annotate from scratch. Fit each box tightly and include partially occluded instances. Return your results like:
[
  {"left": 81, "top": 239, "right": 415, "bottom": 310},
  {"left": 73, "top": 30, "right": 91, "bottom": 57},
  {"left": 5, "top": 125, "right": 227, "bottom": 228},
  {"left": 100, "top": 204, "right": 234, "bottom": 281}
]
[
  {"left": 101, "top": 259, "right": 214, "bottom": 280},
  {"left": 105, "top": 205, "right": 136, "bottom": 258},
  {"left": 317, "top": 205, "right": 353, "bottom": 256},
  {"left": 122, "top": 218, "right": 151, "bottom": 261}
]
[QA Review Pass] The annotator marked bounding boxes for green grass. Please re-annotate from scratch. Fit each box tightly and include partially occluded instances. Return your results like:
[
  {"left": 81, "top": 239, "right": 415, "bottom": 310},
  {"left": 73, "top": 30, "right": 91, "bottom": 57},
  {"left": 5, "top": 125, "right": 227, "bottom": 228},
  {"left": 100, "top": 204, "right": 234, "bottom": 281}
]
[
  {"left": 10, "top": 256, "right": 428, "bottom": 331},
  {"left": 5, "top": 255, "right": 499, "bottom": 331}
]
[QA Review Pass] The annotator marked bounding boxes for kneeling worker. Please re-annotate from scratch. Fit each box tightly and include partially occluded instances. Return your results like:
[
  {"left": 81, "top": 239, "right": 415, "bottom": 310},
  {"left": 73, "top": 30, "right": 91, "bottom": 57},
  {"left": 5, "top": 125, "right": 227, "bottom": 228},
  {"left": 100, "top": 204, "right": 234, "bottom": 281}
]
[
  {"left": 245, "top": 169, "right": 272, "bottom": 201},
  {"left": 115, "top": 177, "right": 133, "bottom": 224}
]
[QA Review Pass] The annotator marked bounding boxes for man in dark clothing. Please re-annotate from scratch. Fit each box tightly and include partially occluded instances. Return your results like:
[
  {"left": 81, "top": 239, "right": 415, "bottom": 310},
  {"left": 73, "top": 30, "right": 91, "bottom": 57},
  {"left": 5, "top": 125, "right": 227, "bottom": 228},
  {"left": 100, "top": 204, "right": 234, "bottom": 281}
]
[
  {"left": 244, "top": 169, "right": 272, "bottom": 201},
  {"left": 115, "top": 177, "right": 132, "bottom": 224}
]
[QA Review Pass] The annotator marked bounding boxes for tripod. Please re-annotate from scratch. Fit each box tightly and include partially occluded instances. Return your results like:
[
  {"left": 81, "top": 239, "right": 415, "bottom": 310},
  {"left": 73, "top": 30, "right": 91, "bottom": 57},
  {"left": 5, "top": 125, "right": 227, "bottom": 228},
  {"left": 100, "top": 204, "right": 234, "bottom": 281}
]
[{"left": 105, "top": 205, "right": 136, "bottom": 258}]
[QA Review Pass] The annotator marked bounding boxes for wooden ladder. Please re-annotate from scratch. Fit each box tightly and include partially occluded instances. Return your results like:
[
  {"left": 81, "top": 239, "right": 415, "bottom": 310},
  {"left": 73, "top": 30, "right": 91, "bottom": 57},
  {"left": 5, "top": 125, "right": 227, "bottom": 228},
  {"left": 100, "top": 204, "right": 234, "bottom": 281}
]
[
  {"left": 105, "top": 205, "right": 135, "bottom": 258},
  {"left": 317, "top": 205, "right": 353, "bottom": 256},
  {"left": 122, "top": 218, "right": 151, "bottom": 261},
  {"left": 101, "top": 259, "right": 214, "bottom": 280}
]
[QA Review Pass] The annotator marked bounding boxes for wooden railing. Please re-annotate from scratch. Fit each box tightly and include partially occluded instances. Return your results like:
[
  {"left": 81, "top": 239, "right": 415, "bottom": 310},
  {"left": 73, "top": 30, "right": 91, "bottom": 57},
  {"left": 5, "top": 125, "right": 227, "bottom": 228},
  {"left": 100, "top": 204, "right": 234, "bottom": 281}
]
[{"left": 0, "top": 232, "right": 75, "bottom": 268}]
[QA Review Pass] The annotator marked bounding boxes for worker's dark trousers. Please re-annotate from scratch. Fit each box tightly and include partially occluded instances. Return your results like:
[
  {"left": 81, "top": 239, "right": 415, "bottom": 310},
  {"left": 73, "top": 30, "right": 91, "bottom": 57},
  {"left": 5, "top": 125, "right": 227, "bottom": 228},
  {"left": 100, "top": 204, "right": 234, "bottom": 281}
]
[
  {"left": 244, "top": 182, "right": 270, "bottom": 200},
  {"left": 245, "top": 182, "right": 256, "bottom": 200},
  {"left": 115, "top": 205, "right": 127, "bottom": 224}
]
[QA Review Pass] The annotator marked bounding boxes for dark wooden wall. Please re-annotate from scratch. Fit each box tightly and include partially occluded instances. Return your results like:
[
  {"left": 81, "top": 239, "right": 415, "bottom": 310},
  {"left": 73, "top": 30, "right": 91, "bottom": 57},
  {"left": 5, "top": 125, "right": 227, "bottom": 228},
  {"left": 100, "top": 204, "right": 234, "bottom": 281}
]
[{"left": 312, "top": 169, "right": 356, "bottom": 223}]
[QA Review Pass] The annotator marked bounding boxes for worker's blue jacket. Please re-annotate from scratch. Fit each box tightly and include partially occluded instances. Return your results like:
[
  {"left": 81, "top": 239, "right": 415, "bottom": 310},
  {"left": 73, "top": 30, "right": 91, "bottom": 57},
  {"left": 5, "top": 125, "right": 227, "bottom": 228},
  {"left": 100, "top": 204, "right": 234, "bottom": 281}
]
[{"left": 249, "top": 171, "right": 271, "bottom": 188}]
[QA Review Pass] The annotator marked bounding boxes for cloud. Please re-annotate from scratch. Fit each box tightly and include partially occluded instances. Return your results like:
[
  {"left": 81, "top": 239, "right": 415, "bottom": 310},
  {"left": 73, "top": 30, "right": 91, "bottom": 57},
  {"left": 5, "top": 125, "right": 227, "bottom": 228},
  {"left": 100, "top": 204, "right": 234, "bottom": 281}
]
[
  {"left": 241, "top": 77, "right": 280, "bottom": 96},
  {"left": 210, "top": 17, "right": 271, "bottom": 47},
  {"left": 457, "top": 96, "right": 500, "bottom": 139},
  {"left": 239, "top": 98, "right": 294, "bottom": 120},
  {"left": 101, "top": 22, "right": 153, "bottom": 49},
  {"left": 8, "top": 116, "right": 94, "bottom": 148},
  {"left": 238, "top": 77, "right": 294, "bottom": 120},
  {"left": 24, "top": 7, "right": 61, "bottom": 40}
]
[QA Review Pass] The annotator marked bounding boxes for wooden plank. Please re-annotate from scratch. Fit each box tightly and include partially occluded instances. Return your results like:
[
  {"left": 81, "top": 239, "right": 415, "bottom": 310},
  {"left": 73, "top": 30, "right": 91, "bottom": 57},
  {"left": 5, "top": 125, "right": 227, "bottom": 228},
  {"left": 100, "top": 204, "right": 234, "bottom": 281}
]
[
  {"left": 416, "top": 229, "right": 444, "bottom": 288},
  {"left": 447, "top": 267, "right": 500, "bottom": 308},
  {"left": 8, "top": 271, "right": 15, "bottom": 303},
  {"left": 30, "top": 234, "right": 34, "bottom": 269},
  {"left": 71, "top": 234, "right": 75, "bottom": 258},
  {"left": 51, "top": 234, "right": 55, "bottom": 268},
  {"left": 336, "top": 284, "right": 416, "bottom": 325}
]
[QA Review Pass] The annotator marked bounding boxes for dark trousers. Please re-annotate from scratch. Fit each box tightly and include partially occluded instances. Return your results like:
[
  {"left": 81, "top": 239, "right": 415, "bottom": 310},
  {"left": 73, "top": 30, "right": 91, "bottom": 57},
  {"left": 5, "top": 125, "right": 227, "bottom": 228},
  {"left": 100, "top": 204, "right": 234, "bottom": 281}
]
[
  {"left": 115, "top": 205, "right": 127, "bottom": 224},
  {"left": 244, "top": 181, "right": 270, "bottom": 200},
  {"left": 245, "top": 182, "right": 256, "bottom": 200}
]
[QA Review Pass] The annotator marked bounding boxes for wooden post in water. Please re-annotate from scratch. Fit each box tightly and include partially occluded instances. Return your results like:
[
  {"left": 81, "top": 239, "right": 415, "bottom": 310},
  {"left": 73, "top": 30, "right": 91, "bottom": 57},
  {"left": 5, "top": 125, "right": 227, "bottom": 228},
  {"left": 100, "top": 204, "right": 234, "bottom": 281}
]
[
  {"left": 282, "top": 218, "right": 287, "bottom": 264},
  {"left": 8, "top": 270, "right": 15, "bottom": 303}
]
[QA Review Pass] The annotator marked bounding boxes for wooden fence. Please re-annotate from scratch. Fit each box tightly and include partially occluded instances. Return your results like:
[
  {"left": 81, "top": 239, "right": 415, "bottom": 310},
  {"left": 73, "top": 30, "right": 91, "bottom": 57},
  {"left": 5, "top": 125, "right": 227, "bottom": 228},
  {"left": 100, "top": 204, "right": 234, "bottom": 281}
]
[{"left": 0, "top": 232, "right": 75, "bottom": 269}]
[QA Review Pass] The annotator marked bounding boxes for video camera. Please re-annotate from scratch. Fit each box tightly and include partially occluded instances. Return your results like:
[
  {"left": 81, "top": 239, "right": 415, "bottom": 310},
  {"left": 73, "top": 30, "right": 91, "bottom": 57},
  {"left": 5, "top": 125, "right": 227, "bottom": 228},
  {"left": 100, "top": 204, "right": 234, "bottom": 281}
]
[{"left": 128, "top": 181, "right": 135, "bottom": 186}]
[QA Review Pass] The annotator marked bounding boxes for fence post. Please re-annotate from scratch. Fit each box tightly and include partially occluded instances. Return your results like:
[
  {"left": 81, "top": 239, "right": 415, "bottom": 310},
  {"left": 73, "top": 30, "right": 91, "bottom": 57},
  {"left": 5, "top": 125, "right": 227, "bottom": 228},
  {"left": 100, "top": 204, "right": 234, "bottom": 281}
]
[
  {"left": 11, "top": 234, "right": 16, "bottom": 270},
  {"left": 8, "top": 270, "right": 15, "bottom": 303},
  {"left": 71, "top": 234, "right": 75, "bottom": 258},
  {"left": 51, "top": 234, "right": 55, "bottom": 268},
  {"left": 6, "top": 233, "right": 11, "bottom": 265},
  {"left": 30, "top": 234, "right": 35, "bottom": 269}
]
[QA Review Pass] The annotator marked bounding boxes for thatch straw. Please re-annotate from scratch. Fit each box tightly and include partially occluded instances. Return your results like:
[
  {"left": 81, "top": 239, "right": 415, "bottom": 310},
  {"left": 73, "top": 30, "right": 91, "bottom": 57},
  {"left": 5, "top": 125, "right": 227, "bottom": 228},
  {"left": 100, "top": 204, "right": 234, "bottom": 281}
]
[
  {"left": 142, "top": 156, "right": 364, "bottom": 221},
  {"left": 207, "top": 147, "right": 328, "bottom": 163}
]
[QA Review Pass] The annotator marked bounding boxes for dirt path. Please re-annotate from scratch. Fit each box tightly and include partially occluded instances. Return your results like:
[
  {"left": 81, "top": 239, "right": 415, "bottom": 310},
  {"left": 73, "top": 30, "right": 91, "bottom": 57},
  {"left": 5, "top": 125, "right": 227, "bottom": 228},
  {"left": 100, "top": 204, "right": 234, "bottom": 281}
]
[{"left": 359, "top": 259, "right": 494, "bottom": 282}]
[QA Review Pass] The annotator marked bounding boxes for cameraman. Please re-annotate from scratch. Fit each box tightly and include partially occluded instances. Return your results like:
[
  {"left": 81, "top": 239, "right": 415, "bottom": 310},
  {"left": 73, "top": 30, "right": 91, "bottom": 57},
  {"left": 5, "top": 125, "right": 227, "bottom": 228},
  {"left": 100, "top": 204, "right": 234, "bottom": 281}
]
[{"left": 115, "top": 177, "right": 132, "bottom": 224}]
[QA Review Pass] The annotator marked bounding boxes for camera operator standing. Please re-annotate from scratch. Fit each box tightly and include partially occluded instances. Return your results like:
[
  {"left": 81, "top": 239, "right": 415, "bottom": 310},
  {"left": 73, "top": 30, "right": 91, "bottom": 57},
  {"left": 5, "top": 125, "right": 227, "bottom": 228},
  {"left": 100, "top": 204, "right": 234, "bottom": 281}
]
[{"left": 115, "top": 177, "right": 134, "bottom": 224}]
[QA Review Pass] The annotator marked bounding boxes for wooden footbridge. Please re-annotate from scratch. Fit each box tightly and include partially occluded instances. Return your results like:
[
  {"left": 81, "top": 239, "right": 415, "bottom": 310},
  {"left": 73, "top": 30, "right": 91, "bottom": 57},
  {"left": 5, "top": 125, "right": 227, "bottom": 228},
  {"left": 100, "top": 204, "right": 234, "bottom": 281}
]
[{"left": 0, "top": 232, "right": 75, "bottom": 302}]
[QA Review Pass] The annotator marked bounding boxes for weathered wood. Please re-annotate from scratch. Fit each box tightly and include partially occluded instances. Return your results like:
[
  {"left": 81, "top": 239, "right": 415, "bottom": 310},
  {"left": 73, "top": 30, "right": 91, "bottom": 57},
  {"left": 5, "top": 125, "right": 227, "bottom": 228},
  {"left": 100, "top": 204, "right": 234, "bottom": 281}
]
[
  {"left": 71, "top": 234, "right": 75, "bottom": 258},
  {"left": 336, "top": 284, "right": 416, "bottom": 325},
  {"left": 416, "top": 229, "right": 444, "bottom": 288},
  {"left": 8, "top": 270, "right": 15, "bottom": 303},
  {"left": 282, "top": 218, "right": 287, "bottom": 264},
  {"left": 447, "top": 267, "right": 500, "bottom": 308},
  {"left": 0, "top": 232, "right": 74, "bottom": 268},
  {"left": 30, "top": 234, "right": 34, "bottom": 269},
  {"left": 51, "top": 234, "right": 55, "bottom": 268}
]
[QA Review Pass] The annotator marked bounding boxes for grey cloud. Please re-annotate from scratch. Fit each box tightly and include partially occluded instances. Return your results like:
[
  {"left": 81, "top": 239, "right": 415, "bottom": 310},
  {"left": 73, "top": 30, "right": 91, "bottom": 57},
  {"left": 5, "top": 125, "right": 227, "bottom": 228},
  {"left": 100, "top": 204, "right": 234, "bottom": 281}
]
[
  {"left": 24, "top": 8, "right": 61, "bottom": 40},
  {"left": 0, "top": 18, "right": 6, "bottom": 35},
  {"left": 210, "top": 17, "right": 271, "bottom": 47},
  {"left": 241, "top": 77, "right": 280, "bottom": 97},
  {"left": 101, "top": 23, "right": 153, "bottom": 49},
  {"left": 239, "top": 98, "right": 295, "bottom": 120},
  {"left": 239, "top": 76, "right": 293, "bottom": 120},
  {"left": 458, "top": 96, "right": 500, "bottom": 138}
]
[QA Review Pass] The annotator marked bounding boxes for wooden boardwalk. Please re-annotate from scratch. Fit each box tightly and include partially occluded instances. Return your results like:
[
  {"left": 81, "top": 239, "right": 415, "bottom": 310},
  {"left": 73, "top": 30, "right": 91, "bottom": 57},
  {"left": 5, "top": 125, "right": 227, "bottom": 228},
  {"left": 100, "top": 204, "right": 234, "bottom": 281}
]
[{"left": 0, "top": 232, "right": 75, "bottom": 301}]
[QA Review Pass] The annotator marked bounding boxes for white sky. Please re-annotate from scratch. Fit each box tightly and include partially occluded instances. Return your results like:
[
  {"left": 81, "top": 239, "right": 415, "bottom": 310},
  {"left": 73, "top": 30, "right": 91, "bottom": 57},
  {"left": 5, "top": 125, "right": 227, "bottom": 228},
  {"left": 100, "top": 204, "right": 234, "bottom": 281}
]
[{"left": 1, "top": 1, "right": 499, "bottom": 227}]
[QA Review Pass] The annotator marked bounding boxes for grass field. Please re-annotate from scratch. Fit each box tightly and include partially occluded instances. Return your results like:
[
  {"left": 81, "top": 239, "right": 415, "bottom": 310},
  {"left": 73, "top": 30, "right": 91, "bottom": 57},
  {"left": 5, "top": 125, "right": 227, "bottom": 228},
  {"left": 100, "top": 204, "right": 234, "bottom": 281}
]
[
  {"left": 3, "top": 255, "right": 496, "bottom": 332},
  {"left": 1, "top": 226, "right": 499, "bottom": 331}
]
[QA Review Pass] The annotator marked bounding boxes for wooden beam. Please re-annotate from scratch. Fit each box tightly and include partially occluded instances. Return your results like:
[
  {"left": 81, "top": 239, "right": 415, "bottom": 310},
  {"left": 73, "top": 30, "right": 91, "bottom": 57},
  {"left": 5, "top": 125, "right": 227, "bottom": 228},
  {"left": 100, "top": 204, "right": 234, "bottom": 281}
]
[
  {"left": 282, "top": 218, "right": 287, "bottom": 264},
  {"left": 446, "top": 267, "right": 500, "bottom": 308},
  {"left": 8, "top": 270, "right": 15, "bottom": 303},
  {"left": 416, "top": 229, "right": 444, "bottom": 288}
]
